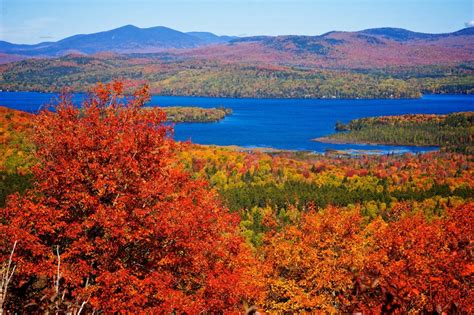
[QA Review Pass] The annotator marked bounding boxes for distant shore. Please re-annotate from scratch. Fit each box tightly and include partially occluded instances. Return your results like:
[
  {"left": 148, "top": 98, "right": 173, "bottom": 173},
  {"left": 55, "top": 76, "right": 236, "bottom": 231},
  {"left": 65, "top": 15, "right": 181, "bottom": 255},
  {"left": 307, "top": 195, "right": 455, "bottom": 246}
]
[
  {"left": 312, "top": 136, "right": 426, "bottom": 147},
  {"left": 314, "top": 111, "right": 472, "bottom": 153},
  {"left": 197, "top": 144, "right": 430, "bottom": 157}
]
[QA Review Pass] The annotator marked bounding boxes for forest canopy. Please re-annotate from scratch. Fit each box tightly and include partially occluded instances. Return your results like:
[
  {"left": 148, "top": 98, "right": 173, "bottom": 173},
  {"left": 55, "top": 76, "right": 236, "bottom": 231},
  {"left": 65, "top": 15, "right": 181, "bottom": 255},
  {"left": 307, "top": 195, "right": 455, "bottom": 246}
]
[
  {"left": 2, "top": 56, "right": 472, "bottom": 99},
  {"left": 318, "top": 112, "right": 474, "bottom": 153}
]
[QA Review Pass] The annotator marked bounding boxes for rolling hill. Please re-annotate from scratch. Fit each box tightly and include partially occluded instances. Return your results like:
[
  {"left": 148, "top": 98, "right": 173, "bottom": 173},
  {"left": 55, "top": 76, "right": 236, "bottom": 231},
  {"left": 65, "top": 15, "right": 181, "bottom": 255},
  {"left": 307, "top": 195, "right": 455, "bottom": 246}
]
[
  {"left": 0, "top": 26, "right": 472, "bottom": 68},
  {"left": 0, "top": 26, "right": 472, "bottom": 98},
  {"left": 181, "top": 27, "right": 474, "bottom": 68}
]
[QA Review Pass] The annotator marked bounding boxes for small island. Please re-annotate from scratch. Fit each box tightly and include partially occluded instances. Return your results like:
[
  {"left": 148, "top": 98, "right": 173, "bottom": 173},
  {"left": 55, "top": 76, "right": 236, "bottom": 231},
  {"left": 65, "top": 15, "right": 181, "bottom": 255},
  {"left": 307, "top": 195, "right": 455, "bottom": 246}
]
[
  {"left": 314, "top": 112, "right": 473, "bottom": 153},
  {"left": 144, "top": 106, "right": 232, "bottom": 123}
]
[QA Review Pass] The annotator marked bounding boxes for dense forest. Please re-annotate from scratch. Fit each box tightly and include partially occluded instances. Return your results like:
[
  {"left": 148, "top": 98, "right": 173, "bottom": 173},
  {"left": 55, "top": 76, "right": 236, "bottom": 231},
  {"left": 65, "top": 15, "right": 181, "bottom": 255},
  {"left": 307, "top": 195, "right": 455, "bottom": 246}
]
[
  {"left": 1, "top": 55, "right": 472, "bottom": 98},
  {"left": 319, "top": 112, "right": 473, "bottom": 153},
  {"left": 1, "top": 83, "right": 473, "bottom": 313},
  {"left": 154, "top": 106, "right": 231, "bottom": 122}
]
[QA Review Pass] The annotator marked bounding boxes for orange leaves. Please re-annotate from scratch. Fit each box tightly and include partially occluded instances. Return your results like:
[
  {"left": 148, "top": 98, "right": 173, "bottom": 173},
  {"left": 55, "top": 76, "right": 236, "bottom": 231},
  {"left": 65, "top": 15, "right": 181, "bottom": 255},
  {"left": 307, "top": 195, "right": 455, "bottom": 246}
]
[
  {"left": 259, "top": 202, "right": 473, "bottom": 313},
  {"left": 461, "top": 264, "right": 474, "bottom": 277},
  {"left": 260, "top": 206, "right": 368, "bottom": 312},
  {"left": 361, "top": 202, "right": 474, "bottom": 313},
  {"left": 2, "top": 81, "right": 259, "bottom": 313}
]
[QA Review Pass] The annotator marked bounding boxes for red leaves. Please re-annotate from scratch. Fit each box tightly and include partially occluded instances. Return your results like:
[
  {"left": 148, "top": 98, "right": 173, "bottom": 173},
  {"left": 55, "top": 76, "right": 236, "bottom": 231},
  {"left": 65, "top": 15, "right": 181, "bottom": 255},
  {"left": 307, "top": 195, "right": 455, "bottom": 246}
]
[
  {"left": 2, "top": 81, "right": 258, "bottom": 313},
  {"left": 260, "top": 203, "right": 474, "bottom": 313},
  {"left": 361, "top": 202, "right": 474, "bottom": 313}
]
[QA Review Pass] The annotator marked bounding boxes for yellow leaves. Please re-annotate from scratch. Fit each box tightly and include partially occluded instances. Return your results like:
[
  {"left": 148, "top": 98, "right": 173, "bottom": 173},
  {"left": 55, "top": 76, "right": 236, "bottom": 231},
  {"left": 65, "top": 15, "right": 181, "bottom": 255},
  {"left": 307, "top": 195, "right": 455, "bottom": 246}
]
[
  {"left": 210, "top": 170, "right": 228, "bottom": 187},
  {"left": 346, "top": 175, "right": 380, "bottom": 193},
  {"left": 261, "top": 206, "right": 368, "bottom": 312},
  {"left": 265, "top": 279, "right": 320, "bottom": 312}
]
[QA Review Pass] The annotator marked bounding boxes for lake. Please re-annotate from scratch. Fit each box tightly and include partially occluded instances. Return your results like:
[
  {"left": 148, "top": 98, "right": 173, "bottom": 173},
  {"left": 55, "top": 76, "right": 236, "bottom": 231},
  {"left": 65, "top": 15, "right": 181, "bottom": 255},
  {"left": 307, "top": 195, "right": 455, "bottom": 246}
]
[{"left": 1, "top": 92, "right": 473, "bottom": 154}]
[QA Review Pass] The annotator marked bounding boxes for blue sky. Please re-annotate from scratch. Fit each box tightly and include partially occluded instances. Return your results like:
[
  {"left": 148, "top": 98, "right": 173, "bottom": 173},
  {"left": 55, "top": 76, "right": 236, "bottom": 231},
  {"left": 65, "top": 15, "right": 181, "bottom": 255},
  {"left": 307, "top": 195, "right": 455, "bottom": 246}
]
[{"left": 1, "top": 0, "right": 472, "bottom": 44}]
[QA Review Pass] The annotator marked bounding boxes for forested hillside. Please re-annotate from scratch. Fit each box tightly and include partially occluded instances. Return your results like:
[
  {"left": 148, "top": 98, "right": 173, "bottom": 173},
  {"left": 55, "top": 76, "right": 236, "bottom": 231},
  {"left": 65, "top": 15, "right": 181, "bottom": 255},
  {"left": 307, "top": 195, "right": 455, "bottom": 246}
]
[
  {"left": 2, "top": 56, "right": 472, "bottom": 98},
  {"left": 0, "top": 25, "right": 473, "bottom": 99},
  {"left": 319, "top": 112, "right": 474, "bottom": 153}
]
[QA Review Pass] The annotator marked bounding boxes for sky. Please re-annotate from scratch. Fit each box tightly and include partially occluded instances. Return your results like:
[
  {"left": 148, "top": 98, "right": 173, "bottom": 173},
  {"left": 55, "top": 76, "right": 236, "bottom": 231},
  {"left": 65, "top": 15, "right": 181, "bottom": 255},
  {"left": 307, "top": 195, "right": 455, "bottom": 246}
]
[{"left": 0, "top": 0, "right": 473, "bottom": 44}]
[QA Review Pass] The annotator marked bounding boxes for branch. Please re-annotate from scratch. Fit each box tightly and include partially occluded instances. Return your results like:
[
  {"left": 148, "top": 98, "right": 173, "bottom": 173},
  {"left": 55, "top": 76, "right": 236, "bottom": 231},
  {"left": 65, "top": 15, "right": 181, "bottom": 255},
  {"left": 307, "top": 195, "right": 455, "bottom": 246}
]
[
  {"left": 0, "top": 241, "right": 18, "bottom": 315},
  {"left": 76, "top": 294, "right": 91, "bottom": 315},
  {"left": 55, "top": 246, "right": 61, "bottom": 295}
]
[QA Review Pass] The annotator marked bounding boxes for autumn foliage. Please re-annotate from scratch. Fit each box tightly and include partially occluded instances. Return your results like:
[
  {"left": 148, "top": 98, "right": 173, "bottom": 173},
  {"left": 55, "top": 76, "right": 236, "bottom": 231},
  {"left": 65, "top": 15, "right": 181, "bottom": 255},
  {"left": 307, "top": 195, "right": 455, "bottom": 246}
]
[
  {"left": 260, "top": 206, "right": 368, "bottom": 312},
  {"left": 0, "top": 82, "right": 473, "bottom": 313},
  {"left": 362, "top": 203, "right": 474, "bottom": 313},
  {"left": 260, "top": 203, "right": 473, "bottom": 313},
  {"left": 1, "top": 82, "right": 260, "bottom": 313}
]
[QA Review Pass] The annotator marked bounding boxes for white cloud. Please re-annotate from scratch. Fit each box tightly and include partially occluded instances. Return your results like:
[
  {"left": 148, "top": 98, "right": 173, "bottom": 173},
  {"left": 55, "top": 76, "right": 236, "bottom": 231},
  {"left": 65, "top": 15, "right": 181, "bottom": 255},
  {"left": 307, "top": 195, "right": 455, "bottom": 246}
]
[{"left": 465, "top": 20, "right": 474, "bottom": 28}]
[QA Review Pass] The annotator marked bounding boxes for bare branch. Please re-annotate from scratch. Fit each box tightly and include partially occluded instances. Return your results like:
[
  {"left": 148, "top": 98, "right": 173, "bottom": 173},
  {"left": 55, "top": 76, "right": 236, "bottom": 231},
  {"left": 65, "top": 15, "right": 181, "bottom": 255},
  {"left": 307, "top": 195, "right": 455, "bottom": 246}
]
[
  {"left": 76, "top": 294, "right": 90, "bottom": 315},
  {"left": 55, "top": 245, "right": 61, "bottom": 295},
  {"left": 0, "top": 241, "right": 18, "bottom": 315}
]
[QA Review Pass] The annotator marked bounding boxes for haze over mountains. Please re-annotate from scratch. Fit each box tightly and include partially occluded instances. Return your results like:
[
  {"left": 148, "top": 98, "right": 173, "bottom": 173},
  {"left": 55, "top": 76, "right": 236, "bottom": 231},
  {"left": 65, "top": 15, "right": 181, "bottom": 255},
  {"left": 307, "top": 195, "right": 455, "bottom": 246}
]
[
  {"left": 0, "top": 24, "right": 473, "bottom": 68},
  {"left": 0, "top": 25, "right": 237, "bottom": 56},
  {"left": 185, "top": 27, "right": 474, "bottom": 68}
]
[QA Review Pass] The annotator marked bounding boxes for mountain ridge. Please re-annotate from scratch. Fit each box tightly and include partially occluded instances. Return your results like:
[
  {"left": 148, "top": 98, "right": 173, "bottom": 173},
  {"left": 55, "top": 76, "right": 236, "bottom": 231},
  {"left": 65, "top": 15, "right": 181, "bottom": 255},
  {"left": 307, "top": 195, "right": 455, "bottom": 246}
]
[
  {"left": 0, "top": 25, "right": 472, "bottom": 58},
  {"left": 0, "top": 24, "right": 235, "bottom": 56}
]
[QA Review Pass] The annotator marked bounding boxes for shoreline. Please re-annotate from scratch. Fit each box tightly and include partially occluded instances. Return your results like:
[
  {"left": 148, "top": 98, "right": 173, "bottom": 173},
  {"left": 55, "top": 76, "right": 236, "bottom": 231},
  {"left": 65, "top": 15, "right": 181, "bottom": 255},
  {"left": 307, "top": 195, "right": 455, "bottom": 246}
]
[
  {"left": 2, "top": 90, "right": 470, "bottom": 101},
  {"left": 312, "top": 136, "right": 440, "bottom": 148},
  {"left": 198, "top": 144, "right": 299, "bottom": 154},
  {"left": 196, "top": 143, "right": 438, "bottom": 157}
]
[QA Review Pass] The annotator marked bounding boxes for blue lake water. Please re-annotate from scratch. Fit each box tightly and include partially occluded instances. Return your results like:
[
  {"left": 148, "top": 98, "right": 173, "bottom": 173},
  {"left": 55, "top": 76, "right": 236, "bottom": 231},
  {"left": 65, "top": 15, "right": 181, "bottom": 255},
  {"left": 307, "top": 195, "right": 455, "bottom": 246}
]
[{"left": 1, "top": 92, "right": 473, "bottom": 154}]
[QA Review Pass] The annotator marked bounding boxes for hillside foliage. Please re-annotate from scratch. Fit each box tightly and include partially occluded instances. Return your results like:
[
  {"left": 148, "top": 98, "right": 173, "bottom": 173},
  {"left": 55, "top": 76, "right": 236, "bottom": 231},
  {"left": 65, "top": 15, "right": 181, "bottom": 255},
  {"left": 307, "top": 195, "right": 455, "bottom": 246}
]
[
  {"left": 323, "top": 112, "right": 473, "bottom": 153},
  {"left": 0, "top": 82, "right": 473, "bottom": 313},
  {"left": 2, "top": 56, "right": 472, "bottom": 99},
  {"left": 1, "top": 83, "right": 260, "bottom": 313}
]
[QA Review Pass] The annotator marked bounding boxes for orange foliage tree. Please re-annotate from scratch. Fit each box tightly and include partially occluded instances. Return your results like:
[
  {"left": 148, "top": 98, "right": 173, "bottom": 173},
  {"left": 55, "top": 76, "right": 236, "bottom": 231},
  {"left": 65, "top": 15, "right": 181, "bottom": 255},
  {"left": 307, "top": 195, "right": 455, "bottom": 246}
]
[
  {"left": 260, "top": 203, "right": 473, "bottom": 313},
  {"left": 361, "top": 202, "right": 474, "bottom": 313},
  {"left": 260, "top": 206, "right": 370, "bottom": 312},
  {"left": 1, "top": 82, "right": 261, "bottom": 313}
]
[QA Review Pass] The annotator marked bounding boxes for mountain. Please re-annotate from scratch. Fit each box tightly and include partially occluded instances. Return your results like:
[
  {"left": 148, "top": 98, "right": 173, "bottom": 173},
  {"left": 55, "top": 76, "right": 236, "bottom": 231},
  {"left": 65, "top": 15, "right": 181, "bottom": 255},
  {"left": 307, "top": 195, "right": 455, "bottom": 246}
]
[
  {"left": 0, "top": 26, "right": 472, "bottom": 69},
  {"left": 357, "top": 27, "right": 439, "bottom": 41},
  {"left": 186, "top": 32, "right": 237, "bottom": 44},
  {"left": 180, "top": 27, "right": 474, "bottom": 68},
  {"left": 225, "top": 27, "right": 474, "bottom": 53},
  {"left": 452, "top": 27, "right": 474, "bottom": 36},
  {"left": 360, "top": 27, "right": 474, "bottom": 41},
  {"left": 1, "top": 27, "right": 473, "bottom": 98},
  {"left": 0, "top": 25, "right": 235, "bottom": 56}
]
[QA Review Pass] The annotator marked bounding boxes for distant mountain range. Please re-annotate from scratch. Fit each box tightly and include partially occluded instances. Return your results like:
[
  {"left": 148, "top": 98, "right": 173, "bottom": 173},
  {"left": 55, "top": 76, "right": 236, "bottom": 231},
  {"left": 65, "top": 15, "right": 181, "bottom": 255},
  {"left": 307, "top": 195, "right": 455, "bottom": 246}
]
[
  {"left": 0, "top": 25, "right": 472, "bottom": 62},
  {"left": 357, "top": 27, "right": 474, "bottom": 41},
  {"left": 0, "top": 25, "right": 473, "bottom": 99},
  {"left": 0, "top": 25, "right": 237, "bottom": 56},
  {"left": 180, "top": 26, "right": 474, "bottom": 69}
]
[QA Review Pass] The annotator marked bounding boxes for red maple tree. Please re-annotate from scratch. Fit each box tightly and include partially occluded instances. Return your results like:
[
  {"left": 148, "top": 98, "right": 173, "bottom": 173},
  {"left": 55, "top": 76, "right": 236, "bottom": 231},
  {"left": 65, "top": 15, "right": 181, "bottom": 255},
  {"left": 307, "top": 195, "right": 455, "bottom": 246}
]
[
  {"left": 1, "top": 81, "right": 261, "bottom": 313},
  {"left": 361, "top": 202, "right": 474, "bottom": 313}
]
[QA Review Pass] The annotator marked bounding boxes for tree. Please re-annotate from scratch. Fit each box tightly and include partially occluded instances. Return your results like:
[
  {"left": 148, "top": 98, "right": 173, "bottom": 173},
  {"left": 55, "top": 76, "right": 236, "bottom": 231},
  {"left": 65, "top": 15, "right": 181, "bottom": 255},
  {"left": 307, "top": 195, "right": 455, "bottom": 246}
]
[
  {"left": 1, "top": 81, "right": 261, "bottom": 313},
  {"left": 361, "top": 202, "right": 474, "bottom": 313},
  {"left": 260, "top": 206, "right": 368, "bottom": 313}
]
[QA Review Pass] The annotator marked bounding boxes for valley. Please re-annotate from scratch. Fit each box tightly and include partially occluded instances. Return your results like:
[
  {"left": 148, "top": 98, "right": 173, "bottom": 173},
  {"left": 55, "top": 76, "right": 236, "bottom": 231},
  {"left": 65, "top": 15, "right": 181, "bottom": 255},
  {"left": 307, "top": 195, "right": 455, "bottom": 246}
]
[{"left": 1, "top": 4, "right": 473, "bottom": 311}]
